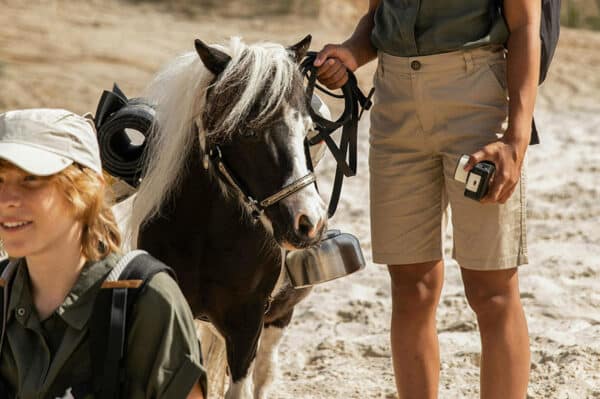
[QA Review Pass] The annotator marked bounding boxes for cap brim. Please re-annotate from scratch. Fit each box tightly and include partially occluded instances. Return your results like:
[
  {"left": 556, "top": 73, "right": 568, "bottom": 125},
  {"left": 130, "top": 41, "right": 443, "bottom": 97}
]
[{"left": 0, "top": 142, "right": 73, "bottom": 176}]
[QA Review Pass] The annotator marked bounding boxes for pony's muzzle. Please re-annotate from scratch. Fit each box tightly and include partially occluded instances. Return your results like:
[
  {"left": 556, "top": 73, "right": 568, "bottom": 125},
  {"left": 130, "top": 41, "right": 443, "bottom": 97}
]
[{"left": 294, "top": 212, "right": 326, "bottom": 242}]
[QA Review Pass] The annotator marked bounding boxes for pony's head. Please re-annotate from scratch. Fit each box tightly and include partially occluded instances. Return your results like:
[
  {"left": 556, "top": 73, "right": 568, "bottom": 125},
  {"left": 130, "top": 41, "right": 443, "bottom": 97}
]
[{"left": 132, "top": 36, "right": 327, "bottom": 249}]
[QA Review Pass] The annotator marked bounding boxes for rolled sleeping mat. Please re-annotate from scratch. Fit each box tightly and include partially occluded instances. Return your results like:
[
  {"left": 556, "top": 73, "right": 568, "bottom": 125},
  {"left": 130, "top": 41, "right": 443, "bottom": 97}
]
[{"left": 95, "top": 84, "right": 155, "bottom": 188}]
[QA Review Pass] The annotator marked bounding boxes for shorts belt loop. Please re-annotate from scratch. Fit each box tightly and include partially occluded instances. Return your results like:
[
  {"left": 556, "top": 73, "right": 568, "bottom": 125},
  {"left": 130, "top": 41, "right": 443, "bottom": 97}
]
[{"left": 463, "top": 51, "right": 474, "bottom": 74}]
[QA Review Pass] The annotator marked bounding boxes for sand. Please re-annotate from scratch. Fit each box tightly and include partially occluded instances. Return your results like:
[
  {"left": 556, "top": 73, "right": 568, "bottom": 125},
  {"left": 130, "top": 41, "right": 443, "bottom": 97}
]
[{"left": 1, "top": 1, "right": 599, "bottom": 397}]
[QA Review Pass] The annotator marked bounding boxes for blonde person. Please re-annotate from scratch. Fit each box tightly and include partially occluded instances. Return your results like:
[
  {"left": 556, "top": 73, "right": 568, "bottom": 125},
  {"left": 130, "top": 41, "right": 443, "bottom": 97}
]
[
  {"left": 315, "top": 0, "right": 539, "bottom": 398},
  {"left": 0, "top": 109, "right": 206, "bottom": 398}
]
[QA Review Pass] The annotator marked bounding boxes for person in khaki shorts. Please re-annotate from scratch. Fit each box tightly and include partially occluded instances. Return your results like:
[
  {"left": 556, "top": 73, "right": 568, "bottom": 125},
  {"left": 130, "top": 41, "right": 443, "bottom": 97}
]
[
  {"left": 0, "top": 109, "right": 206, "bottom": 398},
  {"left": 314, "top": 0, "right": 540, "bottom": 398}
]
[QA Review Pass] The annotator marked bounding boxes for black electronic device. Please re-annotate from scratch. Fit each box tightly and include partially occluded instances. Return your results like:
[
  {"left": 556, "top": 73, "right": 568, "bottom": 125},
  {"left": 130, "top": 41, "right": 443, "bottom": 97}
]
[{"left": 454, "top": 155, "right": 496, "bottom": 201}]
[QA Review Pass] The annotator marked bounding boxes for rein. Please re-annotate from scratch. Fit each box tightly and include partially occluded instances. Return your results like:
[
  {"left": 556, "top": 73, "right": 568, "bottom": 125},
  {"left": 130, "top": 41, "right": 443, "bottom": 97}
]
[{"left": 300, "top": 51, "right": 374, "bottom": 218}]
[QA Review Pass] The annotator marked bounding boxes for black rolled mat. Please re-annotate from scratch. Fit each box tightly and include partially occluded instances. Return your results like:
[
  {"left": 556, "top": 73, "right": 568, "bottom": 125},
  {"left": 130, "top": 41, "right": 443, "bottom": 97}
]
[{"left": 95, "top": 84, "right": 155, "bottom": 188}]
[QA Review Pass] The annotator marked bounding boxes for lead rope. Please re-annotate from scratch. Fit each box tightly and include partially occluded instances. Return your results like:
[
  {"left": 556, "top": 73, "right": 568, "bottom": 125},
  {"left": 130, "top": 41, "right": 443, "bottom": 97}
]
[{"left": 300, "top": 51, "right": 374, "bottom": 218}]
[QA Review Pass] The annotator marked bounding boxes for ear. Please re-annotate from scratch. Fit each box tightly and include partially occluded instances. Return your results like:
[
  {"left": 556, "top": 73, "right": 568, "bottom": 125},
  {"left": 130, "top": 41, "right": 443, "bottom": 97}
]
[
  {"left": 195, "top": 39, "right": 232, "bottom": 76},
  {"left": 288, "top": 34, "right": 312, "bottom": 63}
]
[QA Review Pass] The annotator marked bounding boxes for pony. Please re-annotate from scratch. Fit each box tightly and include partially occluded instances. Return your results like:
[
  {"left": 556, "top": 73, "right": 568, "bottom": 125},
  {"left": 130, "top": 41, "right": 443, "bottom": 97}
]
[{"left": 124, "top": 35, "right": 327, "bottom": 399}]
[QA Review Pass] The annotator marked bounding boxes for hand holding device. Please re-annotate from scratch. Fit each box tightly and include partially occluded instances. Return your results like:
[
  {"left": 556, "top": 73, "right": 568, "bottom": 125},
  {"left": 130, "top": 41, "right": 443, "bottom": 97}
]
[{"left": 454, "top": 155, "right": 496, "bottom": 201}]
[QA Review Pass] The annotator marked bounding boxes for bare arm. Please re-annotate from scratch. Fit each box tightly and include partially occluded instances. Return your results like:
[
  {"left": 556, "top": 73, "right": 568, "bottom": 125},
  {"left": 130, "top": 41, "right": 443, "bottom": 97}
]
[
  {"left": 339, "top": 0, "right": 381, "bottom": 69},
  {"left": 503, "top": 0, "right": 542, "bottom": 151},
  {"left": 314, "top": 0, "right": 381, "bottom": 88},
  {"left": 186, "top": 382, "right": 205, "bottom": 399},
  {"left": 467, "top": 0, "right": 541, "bottom": 204}
]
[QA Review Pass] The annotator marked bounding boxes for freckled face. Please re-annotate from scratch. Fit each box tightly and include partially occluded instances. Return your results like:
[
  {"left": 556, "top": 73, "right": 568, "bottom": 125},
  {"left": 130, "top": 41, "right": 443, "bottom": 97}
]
[{"left": 0, "top": 165, "right": 81, "bottom": 259}]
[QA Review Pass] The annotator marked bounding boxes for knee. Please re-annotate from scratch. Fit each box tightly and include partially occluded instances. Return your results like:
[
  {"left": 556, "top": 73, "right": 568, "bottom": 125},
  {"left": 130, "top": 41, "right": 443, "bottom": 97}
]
[
  {"left": 462, "top": 268, "right": 523, "bottom": 324},
  {"left": 388, "top": 262, "right": 443, "bottom": 315},
  {"left": 464, "top": 288, "right": 521, "bottom": 322}
]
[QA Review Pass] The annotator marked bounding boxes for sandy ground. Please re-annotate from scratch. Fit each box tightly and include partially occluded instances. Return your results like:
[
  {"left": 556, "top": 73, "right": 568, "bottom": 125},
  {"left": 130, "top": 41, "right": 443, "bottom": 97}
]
[{"left": 1, "top": 1, "right": 599, "bottom": 398}]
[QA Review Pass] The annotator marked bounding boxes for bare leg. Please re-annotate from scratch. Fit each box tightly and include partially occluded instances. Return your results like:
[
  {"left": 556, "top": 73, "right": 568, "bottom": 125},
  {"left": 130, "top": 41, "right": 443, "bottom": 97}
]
[
  {"left": 388, "top": 260, "right": 444, "bottom": 399},
  {"left": 461, "top": 267, "right": 530, "bottom": 399}
]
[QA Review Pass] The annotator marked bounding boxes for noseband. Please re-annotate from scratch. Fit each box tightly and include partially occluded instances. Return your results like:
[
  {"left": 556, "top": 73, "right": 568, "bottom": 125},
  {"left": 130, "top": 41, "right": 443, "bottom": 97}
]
[{"left": 204, "top": 144, "right": 316, "bottom": 219}]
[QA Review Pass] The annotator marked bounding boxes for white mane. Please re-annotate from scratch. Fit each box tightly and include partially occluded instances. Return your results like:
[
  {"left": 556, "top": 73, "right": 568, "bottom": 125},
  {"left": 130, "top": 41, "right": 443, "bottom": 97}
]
[{"left": 128, "top": 37, "right": 298, "bottom": 238}]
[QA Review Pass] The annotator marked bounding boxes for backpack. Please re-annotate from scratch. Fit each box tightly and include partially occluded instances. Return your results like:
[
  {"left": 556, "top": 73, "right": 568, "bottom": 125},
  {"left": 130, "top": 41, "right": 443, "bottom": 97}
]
[
  {"left": 0, "top": 250, "right": 175, "bottom": 399},
  {"left": 493, "top": 0, "right": 562, "bottom": 144}
]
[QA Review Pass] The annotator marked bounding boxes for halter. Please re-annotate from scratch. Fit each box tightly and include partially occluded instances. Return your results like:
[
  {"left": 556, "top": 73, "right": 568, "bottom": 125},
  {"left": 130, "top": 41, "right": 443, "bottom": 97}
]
[
  {"left": 94, "top": 51, "right": 375, "bottom": 220},
  {"left": 203, "top": 144, "right": 316, "bottom": 219}
]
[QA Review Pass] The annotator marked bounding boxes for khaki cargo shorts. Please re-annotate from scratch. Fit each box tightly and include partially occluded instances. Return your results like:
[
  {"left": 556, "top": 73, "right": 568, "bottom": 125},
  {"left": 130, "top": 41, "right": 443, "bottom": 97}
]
[{"left": 369, "top": 45, "right": 528, "bottom": 270}]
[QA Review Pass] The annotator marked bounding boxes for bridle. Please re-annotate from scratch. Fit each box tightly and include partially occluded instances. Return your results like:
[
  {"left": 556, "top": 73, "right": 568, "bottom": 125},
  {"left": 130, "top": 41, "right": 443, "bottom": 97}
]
[
  {"left": 94, "top": 51, "right": 374, "bottom": 220},
  {"left": 203, "top": 144, "right": 316, "bottom": 219},
  {"left": 203, "top": 50, "right": 374, "bottom": 220},
  {"left": 94, "top": 79, "right": 318, "bottom": 220}
]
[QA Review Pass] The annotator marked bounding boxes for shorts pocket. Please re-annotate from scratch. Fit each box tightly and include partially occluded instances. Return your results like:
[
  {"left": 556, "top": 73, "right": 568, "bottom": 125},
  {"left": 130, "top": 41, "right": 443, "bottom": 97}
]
[{"left": 487, "top": 60, "right": 508, "bottom": 93}]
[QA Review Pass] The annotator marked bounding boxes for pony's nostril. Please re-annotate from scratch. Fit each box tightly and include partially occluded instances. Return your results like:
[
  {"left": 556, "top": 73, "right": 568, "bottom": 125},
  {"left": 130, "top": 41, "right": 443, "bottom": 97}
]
[
  {"left": 296, "top": 214, "right": 315, "bottom": 238},
  {"left": 295, "top": 214, "right": 326, "bottom": 241}
]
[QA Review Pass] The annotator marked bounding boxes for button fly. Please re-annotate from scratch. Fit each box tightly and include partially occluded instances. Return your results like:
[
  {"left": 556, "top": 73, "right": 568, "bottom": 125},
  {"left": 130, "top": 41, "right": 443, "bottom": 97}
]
[{"left": 411, "top": 60, "right": 422, "bottom": 71}]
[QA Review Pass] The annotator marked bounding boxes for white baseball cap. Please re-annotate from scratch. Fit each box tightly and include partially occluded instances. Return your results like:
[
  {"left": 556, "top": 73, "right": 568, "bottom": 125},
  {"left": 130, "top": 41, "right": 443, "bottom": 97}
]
[{"left": 0, "top": 108, "right": 102, "bottom": 176}]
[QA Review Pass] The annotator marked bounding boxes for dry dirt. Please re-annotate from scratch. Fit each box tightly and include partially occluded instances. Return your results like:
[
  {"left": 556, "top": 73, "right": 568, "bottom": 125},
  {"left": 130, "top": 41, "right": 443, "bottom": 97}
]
[{"left": 1, "top": 1, "right": 599, "bottom": 398}]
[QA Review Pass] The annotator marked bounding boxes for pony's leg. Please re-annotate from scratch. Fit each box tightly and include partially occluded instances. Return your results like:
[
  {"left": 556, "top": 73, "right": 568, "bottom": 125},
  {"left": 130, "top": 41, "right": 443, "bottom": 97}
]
[
  {"left": 252, "top": 324, "right": 285, "bottom": 399},
  {"left": 225, "top": 362, "right": 255, "bottom": 399},
  {"left": 252, "top": 285, "right": 312, "bottom": 398},
  {"left": 216, "top": 303, "right": 264, "bottom": 399},
  {"left": 195, "top": 320, "right": 228, "bottom": 398}
]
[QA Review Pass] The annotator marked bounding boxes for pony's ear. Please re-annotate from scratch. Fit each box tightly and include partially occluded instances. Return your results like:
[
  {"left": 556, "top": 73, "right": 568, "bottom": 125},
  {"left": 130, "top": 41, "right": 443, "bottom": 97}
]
[
  {"left": 288, "top": 34, "right": 312, "bottom": 63},
  {"left": 195, "top": 39, "right": 231, "bottom": 75}
]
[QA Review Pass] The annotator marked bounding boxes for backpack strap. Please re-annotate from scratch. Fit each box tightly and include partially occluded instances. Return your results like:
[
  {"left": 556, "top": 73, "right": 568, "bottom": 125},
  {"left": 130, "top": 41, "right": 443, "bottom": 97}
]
[
  {"left": 0, "top": 258, "right": 18, "bottom": 399},
  {"left": 90, "top": 251, "right": 175, "bottom": 399},
  {"left": 0, "top": 258, "right": 18, "bottom": 356}
]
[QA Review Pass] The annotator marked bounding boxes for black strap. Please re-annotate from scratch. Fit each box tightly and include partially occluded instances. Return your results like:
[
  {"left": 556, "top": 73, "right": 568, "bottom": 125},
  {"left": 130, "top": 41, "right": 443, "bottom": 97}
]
[
  {"left": 0, "top": 259, "right": 14, "bottom": 398},
  {"left": 91, "top": 253, "right": 175, "bottom": 399},
  {"left": 0, "top": 256, "right": 174, "bottom": 398},
  {"left": 301, "top": 51, "right": 374, "bottom": 217},
  {"left": 0, "top": 258, "right": 12, "bottom": 354},
  {"left": 102, "top": 287, "right": 128, "bottom": 399}
]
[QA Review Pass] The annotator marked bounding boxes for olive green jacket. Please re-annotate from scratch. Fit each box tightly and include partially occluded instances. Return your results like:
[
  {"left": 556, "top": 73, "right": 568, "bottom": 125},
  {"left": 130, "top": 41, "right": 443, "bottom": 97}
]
[{"left": 0, "top": 254, "right": 206, "bottom": 399}]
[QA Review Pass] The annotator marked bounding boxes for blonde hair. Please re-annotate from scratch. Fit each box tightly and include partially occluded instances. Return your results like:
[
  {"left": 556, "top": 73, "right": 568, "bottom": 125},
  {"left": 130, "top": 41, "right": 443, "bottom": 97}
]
[{"left": 0, "top": 160, "right": 121, "bottom": 260}]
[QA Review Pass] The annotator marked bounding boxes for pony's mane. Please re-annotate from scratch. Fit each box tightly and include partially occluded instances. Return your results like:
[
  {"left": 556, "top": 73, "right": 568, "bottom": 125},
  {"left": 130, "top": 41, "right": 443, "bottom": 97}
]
[{"left": 128, "top": 37, "right": 299, "bottom": 237}]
